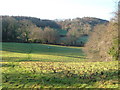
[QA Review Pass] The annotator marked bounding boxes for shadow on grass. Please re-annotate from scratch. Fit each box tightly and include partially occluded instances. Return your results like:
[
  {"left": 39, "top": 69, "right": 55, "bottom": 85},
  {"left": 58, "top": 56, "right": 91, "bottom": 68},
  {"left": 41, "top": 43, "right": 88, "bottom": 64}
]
[
  {"left": 2, "top": 69, "right": 119, "bottom": 88},
  {"left": 2, "top": 55, "right": 87, "bottom": 62},
  {"left": 1, "top": 63, "right": 19, "bottom": 67},
  {"left": 2, "top": 57, "right": 50, "bottom": 62},
  {"left": 2, "top": 57, "right": 85, "bottom": 62}
]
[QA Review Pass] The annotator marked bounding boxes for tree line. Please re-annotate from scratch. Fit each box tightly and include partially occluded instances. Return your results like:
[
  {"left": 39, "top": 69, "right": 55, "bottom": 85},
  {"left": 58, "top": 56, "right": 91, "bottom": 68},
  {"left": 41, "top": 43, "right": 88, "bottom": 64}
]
[
  {"left": 2, "top": 16, "right": 108, "bottom": 46},
  {"left": 2, "top": 16, "right": 59, "bottom": 44},
  {"left": 84, "top": 9, "right": 119, "bottom": 61}
]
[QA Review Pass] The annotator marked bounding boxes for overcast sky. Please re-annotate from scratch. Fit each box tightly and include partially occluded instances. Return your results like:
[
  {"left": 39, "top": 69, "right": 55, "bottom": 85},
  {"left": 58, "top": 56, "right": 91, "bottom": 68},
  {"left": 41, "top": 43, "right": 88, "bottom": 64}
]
[{"left": 0, "top": 0, "right": 119, "bottom": 20}]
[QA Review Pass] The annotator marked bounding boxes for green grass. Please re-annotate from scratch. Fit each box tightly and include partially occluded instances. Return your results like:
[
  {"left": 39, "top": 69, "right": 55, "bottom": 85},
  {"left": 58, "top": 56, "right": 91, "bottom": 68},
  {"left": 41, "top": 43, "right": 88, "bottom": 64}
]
[
  {"left": 2, "top": 42, "right": 86, "bottom": 62},
  {"left": 1, "top": 42, "right": 119, "bottom": 88},
  {"left": 1, "top": 61, "right": 119, "bottom": 88}
]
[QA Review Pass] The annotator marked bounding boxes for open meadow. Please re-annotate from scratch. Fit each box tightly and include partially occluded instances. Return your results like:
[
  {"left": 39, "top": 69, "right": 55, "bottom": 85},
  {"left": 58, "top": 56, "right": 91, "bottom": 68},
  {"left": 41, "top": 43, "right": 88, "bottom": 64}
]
[
  {"left": 1, "top": 42, "right": 119, "bottom": 88},
  {"left": 1, "top": 0, "right": 119, "bottom": 89}
]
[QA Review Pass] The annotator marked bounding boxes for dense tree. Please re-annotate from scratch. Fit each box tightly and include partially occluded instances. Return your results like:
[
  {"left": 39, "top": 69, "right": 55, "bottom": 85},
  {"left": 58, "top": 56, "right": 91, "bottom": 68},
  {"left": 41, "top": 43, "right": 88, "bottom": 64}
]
[
  {"left": 17, "top": 20, "right": 37, "bottom": 42},
  {"left": 56, "top": 17, "right": 108, "bottom": 35},
  {"left": 84, "top": 24, "right": 108, "bottom": 61},
  {"left": 29, "top": 27, "right": 43, "bottom": 43},
  {"left": 64, "top": 28, "right": 82, "bottom": 45},
  {"left": 2, "top": 17, "right": 19, "bottom": 42},
  {"left": 42, "top": 27, "right": 60, "bottom": 44},
  {"left": 84, "top": 9, "right": 119, "bottom": 61},
  {"left": 2, "top": 16, "right": 40, "bottom": 43}
]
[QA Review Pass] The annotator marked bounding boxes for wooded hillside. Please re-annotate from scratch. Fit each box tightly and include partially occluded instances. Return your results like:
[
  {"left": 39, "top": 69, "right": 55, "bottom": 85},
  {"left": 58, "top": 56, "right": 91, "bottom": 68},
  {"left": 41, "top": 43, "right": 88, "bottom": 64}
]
[{"left": 2, "top": 16, "right": 108, "bottom": 46}]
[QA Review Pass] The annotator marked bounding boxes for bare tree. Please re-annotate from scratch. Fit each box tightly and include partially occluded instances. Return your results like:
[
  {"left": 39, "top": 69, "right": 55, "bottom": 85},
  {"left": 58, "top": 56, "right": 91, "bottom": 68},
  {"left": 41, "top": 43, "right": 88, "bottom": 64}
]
[
  {"left": 65, "top": 28, "right": 82, "bottom": 45},
  {"left": 43, "top": 27, "right": 60, "bottom": 44}
]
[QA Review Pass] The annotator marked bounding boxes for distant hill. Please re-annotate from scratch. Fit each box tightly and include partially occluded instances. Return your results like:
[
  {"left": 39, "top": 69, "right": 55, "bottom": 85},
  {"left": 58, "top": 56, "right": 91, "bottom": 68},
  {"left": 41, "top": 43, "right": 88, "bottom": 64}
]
[
  {"left": 2, "top": 15, "right": 108, "bottom": 32},
  {"left": 56, "top": 17, "right": 109, "bottom": 33},
  {"left": 13, "top": 16, "right": 61, "bottom": 29}
]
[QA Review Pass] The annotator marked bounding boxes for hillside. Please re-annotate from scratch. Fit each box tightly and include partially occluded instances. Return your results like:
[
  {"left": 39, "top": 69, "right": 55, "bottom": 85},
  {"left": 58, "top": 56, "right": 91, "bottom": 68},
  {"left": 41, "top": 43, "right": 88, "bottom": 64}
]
[
  {"left": 57, "top": 17, "right": 108, "bottom": 32},
  {"left": 13, "top": 16, "right": 61, "bottom": 29},
  {"left": 2, "top": 16, "right": 108, "bottom": 46}
]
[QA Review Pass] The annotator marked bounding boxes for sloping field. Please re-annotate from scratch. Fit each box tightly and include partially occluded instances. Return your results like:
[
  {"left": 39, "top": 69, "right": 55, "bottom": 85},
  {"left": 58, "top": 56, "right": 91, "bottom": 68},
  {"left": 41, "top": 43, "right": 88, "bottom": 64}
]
[
  {"left": 1, "top": 42, "right": 119, "bottom": 88},
  {"left": 2, "top": 42, "right": 86, "bottom": 62}
]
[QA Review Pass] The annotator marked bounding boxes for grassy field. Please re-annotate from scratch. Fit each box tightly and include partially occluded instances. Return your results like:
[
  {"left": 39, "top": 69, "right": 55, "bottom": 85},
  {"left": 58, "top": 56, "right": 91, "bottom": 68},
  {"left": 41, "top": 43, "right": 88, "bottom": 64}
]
[
  {"left": 2, "top": 42, "right": 86, "bottom": 62},
  {"left": 1, "top": 42, "right": 119, "bottom": 88}
]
